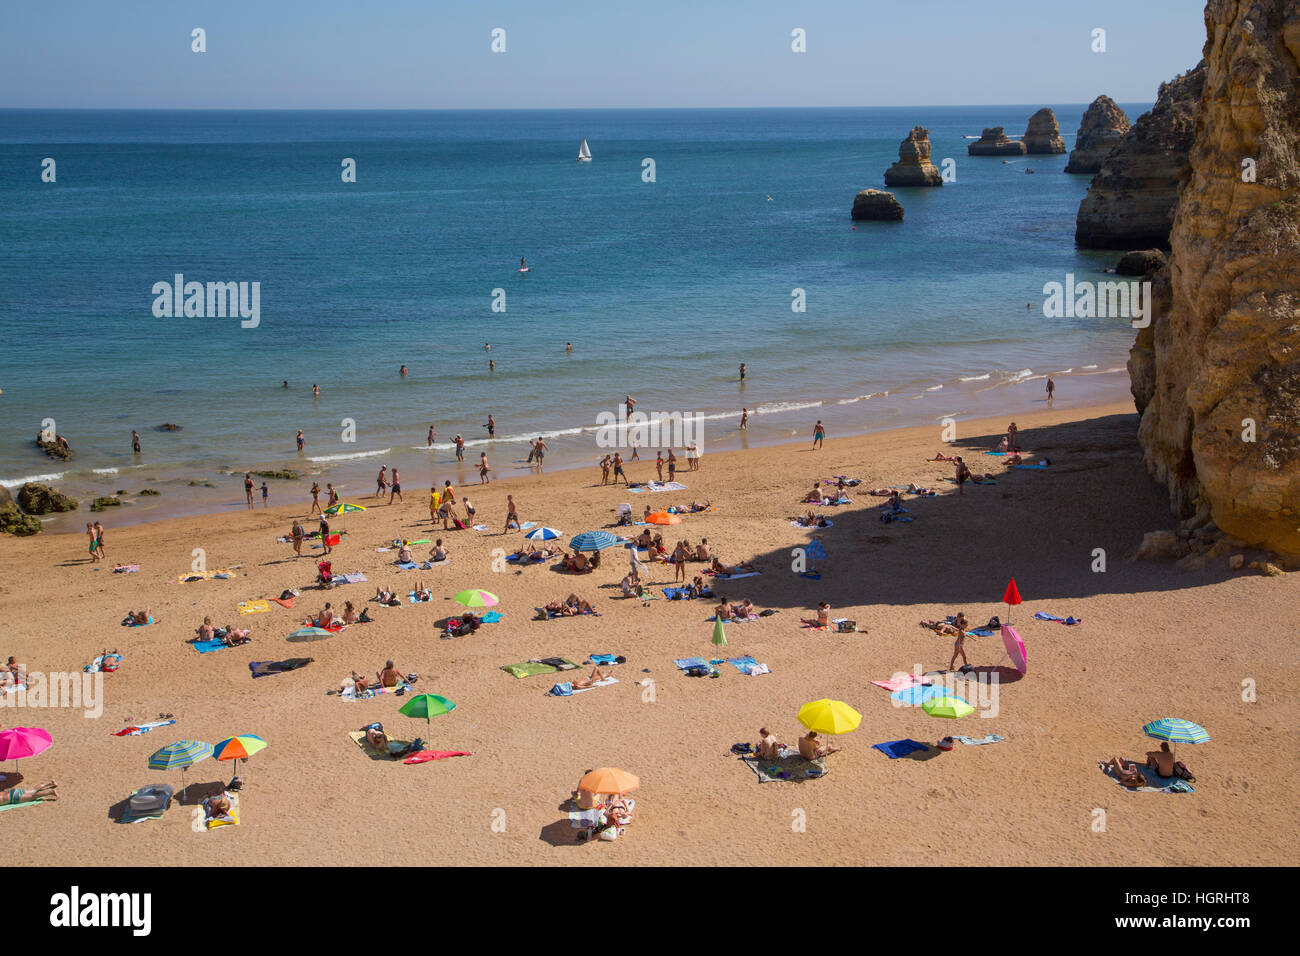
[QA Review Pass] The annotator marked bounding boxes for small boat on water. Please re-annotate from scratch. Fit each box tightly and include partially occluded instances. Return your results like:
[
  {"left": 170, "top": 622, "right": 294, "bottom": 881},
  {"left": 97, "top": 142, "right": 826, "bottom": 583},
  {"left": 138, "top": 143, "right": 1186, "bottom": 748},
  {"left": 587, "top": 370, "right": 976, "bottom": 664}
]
[{"left": 577, "top": 138, "right": 592, "bottom": 163}]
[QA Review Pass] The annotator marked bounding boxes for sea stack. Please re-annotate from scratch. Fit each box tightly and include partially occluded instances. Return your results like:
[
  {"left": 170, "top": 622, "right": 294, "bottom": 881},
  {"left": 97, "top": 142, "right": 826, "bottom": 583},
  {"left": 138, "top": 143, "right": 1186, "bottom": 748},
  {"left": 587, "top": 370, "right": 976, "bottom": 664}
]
[
  {"left": 883, "top": 126, "right": 943, "bottom": 187},
  {"left": 1065, "top": 95, "right": 1132, "bottom": 174},
  {"left": 850, "top": 189, "right": 904, "bottom": 221},
  {"left": 1022, "top": 108, "right": 1066, "bottom": 154},
  {"left": 1075, "top": 62, "right": 1206, "bottom": 249},
  {"left": 967, "top": 127, "right": 1026, "bottom": 156},
  {"left": 1127, "top": 0, "right": 1300, "bottom": 556}
]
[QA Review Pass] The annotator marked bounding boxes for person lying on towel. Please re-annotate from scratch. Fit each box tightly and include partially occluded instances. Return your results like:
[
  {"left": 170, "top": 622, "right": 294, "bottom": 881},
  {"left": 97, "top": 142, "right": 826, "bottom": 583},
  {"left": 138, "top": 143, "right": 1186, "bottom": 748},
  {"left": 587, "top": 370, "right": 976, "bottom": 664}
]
[
  {"left": 203, "top": 792, "right": 235, "bottom": 823},
  {"left": 710, "top": 557, "right": 755, "bottom": 576},
  {"left": 1103, "top": 755, "right": 1146, "bottom": 789},
  {"left": 364, "top": 721, "right": 422, "bottom": 758},
  {"left": 413, "top": 582, "right": 432, "bottom": 602},
  {"left": 570, "top": 666, "right": 610, "bottom": 689},
  {"left": 124, "top": 608, "right": 151, "bottom": 625},
  {"left": 373, "top": 585, "right": 400, "bottom": 607}
]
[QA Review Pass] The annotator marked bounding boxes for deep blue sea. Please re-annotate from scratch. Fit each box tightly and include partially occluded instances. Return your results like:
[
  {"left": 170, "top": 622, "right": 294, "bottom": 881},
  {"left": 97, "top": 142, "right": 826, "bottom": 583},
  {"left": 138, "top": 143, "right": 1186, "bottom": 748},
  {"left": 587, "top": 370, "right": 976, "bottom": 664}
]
[{"left": 0, "top": 106, "right": 1148, "bottom": 524}]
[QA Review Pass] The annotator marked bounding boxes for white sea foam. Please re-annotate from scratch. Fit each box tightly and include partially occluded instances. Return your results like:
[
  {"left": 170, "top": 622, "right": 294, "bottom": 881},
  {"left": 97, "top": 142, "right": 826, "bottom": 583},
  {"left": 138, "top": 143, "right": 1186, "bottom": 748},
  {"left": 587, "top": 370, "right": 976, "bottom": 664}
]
[
  {"left": 93, "top": 468, "right": 119, "bottom": 475},
  {"left": 1008, "top": 368, "right": 1033, "bottom": 382},
  {"left": 1, "top": 472, "right": 66, "bottom": 488},
  {"left": 959, "top": 374, "right": 990, "bottom": 382},
  {"left": 754, "top": 401, "right": 823, "bottom": 415},
  {"left": 925, "top": 385, "right": 944, "bottom": 392},
  {"left": 307, "top": 448, "right": 392, "bottom": 463},
  {"left": 1082, "top": 364, "right": 1098, "bottom": 370}
]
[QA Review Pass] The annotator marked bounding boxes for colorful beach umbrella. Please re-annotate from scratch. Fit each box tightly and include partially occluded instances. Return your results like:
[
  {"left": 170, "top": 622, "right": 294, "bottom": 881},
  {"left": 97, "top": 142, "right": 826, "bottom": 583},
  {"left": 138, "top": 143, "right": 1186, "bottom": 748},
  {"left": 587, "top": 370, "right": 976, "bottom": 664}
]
[
  {"left": 212, "top": 734, "right": 267, "bottom": 784},
  {"left": 147, "top": 740, "right": 213, "bottom": 800},
  {"left": 399, "top": 693, "right": 457, "bottom": 731},
  {"left": 0, "top": 727, "right": 52, "bottom": 772},
  {"left": 452, "top": 589, "right": 499, "bottom": 608},
  {"left": 578, "top": 767, "right": 639, "bottom": 796},
  {"left": 324, "top": 501, "right": 365, "bottom": 516},
  {"left": 711, "top": 617, "right": 727, "bottom": 647},
  {"left": 287, "top": 626, "right": 332, "bottom": 643},
  {"left": 797, "top": 699, "right": 862, "bottom": 736},
  {"left": 525, "top": 526, "right": 562, "bottom": 541},
  {"left": 645, "top": 512, "right": 681, "bottom": 526},
  {"left": 1143, "top": 718, "right": 1209, "bottom": 759},
  {"left": 1002, "top": 578, "right": 1022, "bottom": 624},
  {"left": 569, "top": 530, "right": 619, "bottom": 552},
  {"left": 922, "top": 696, "right": 974, "bottom": 719},
  {"left": 1000, "top": 624, "right": 1028, "bottom": 674}
]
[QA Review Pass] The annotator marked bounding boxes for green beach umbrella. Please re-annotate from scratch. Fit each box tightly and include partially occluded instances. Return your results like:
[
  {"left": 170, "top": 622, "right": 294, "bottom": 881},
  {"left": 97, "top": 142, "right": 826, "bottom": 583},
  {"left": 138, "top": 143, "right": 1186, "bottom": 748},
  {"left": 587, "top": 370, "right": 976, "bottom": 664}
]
[
  {"left": 453, "top": 589, "right": 499, "bottom": 608},
  {"left": 712, "top": 617, "right": 727, "bottom": 647},
  {"left": 922, "top": 696, "right": 974, "bottom": 720},
  {"left": 287, "top": 626, "right": 332, "bottom": 643},
  {"left": 399, "top": 693, "right": 457, "bottom": 734},
  {"left": 323, "top": 501, "right": 365, "bottom": 516}
]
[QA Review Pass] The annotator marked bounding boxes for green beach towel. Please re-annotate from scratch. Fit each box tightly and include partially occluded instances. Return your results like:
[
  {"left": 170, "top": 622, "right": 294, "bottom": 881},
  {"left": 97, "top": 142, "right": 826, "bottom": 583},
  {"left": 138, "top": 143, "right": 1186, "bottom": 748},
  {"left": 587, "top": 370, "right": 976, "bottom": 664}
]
[{"left": 501, "top": 659, "right": 577, "bottom": 679}]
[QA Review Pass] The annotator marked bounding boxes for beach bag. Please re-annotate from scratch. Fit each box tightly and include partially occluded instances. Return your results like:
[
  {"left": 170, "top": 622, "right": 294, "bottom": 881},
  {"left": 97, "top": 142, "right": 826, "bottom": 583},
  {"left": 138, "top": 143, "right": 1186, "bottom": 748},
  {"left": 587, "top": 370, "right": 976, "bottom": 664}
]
[
  {"left": 549, "top": 682, "right": 574, "bottom": 696},
  {"left": 836, "top": 620, "right": 857, "bottom": 633},
  {"left": 685, "top": 665, "right": 710, "bottom": 677}
]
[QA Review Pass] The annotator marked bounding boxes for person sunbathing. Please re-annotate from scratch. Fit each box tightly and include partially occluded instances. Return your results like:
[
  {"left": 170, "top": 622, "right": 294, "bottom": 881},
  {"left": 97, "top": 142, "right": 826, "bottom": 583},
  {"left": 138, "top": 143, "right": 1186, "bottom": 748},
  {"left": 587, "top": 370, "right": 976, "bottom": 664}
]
[
  {"left": 126, "top": 609, "right": 150, "bottom": 625},
  {"left": 1104, "top": 755, "right": 1146, "bottom": 788},
  {"left": 570, "top": 665, "right": 609, "bottom": 689},
  {"left": 803, "top": 483, "right": 823, "bottom": 503},
  {"left": 342, "top": 601, "right": 359, "bottom": 624},
  {"left": 220, "top": 627, "right": 251, "bottom": 646},
  {"left": 397, "top": 543, "right": 414, "bottom": 563},
  {"left": 689, "top": 500, "right": 710, "bottom": 512},
  {"left": 3, "top": 780, "right": 57, "bottom": 804},
  {"left": 565, "top": 594, "right": 595, "bottom": 615},
  {"left": 929, "top": 451, "right": 959, "bottom": 462},
  {"left": 348, "top": 670, "right": 371, "bottom": 694},
  {"left": 757, "top": 728, "right": 782, "bottom": 761},
  {"left": 544, "top": 600, "right": 575, "bottom": 617},
  {"left": 364, "top": 721, "right": 413, "bottom": 757},
  {"left": 715, "top": 597, "right": 733, "bottom": 621},
  {"left": 203, "top": 792, "right": 234, "bottom": 822},
  {"left": 711, "top": 557, "right": 754, "bottom": 576},
  {"left": 799, "top": 731, "right": 840, "bottom": 760},
  {"left": 730, "top": 599, "right": 755, "bottom": 618},
  {"left": 906, "top": 483, "right": 933, "bottom": 495},
  {"left": 373, "top": 586, "right": 400, "bottom": 606},
  {"left": 413, "top": 582, "right": 432, "bottom": 602},
  {"left": 376, "top": 660, "right": 405, "bottom": 687},
  {"left": 603, "top": 794, "right": 633, "bottom": 828},
  {"left": 564, "top": 552, "right": 590, "bottom": 573}
]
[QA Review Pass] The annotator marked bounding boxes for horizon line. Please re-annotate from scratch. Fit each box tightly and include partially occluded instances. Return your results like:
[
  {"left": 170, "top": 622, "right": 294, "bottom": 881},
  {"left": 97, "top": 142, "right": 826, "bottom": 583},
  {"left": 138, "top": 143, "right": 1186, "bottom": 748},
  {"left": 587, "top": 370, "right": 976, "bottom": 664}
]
[{"left": 0, "top": 102, "right": 1152, "bottom": 113}]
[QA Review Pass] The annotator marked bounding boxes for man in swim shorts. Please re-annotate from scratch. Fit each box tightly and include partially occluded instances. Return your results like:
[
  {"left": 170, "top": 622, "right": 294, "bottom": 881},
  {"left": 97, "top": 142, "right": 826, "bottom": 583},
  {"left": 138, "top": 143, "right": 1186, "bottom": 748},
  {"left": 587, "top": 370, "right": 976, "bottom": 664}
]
[{"left": 389, "top": 469, "right": 403, "bottom": 504}]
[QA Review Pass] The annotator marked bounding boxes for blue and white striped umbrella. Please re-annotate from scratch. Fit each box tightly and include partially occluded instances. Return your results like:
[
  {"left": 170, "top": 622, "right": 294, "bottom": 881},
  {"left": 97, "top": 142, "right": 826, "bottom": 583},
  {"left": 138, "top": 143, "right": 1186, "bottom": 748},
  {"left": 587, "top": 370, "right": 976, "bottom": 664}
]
[
  {"left": 569, "top": 530, "right": 619, "bottom": 552},
  {"left": 1142, "top": 718, "right": 1210, "bottom": 745},
  {"left": 525, "top": 526, "right": 562, "bottom": 541},
  {"left": 148, "top": 740, "right": 213, "bottom": 770}
]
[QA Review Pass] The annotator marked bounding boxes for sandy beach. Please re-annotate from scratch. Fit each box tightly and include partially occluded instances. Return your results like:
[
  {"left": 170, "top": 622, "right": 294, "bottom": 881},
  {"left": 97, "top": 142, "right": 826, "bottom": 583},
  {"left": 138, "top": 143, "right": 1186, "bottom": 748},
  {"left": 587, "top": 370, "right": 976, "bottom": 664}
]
[{"left": 1, "top": 400, "right": 1295, "bottom": 866}]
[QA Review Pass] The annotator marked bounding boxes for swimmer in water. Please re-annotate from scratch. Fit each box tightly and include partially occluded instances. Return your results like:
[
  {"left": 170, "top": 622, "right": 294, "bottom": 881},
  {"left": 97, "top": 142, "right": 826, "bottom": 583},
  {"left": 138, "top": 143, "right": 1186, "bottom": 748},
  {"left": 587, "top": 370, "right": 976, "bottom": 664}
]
[
  {"left": 520, "top": 257, "right": 526, "bottom": 270},
  {"left": 399, "top": 365, "right": 407, "bottom": 377}
]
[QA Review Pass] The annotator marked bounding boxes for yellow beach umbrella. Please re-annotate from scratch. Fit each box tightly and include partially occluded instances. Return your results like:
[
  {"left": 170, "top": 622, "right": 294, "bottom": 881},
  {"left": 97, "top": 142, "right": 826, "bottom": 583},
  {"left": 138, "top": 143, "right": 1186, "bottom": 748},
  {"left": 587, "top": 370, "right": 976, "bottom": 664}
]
[{"left": 797, "top": 699, "right": 862, "bottom": 736}]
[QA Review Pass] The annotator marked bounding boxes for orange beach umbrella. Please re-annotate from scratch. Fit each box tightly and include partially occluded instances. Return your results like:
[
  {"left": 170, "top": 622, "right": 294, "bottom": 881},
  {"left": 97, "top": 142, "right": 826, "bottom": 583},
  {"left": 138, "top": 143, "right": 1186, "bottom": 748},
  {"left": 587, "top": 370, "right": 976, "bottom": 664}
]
[{"left": 578, "top": 767, "right": 640, "bottom": 796}]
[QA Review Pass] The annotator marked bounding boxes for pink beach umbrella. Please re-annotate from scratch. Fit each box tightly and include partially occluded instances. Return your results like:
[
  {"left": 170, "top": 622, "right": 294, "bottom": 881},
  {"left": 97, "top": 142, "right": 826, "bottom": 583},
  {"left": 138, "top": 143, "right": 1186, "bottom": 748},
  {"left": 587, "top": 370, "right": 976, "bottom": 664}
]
[
  {"left": 999, "top": 625, "right": 1027, "bottom": 674},
  {"left": 0, "top": 726, "right": 53, "bottom": 773}
]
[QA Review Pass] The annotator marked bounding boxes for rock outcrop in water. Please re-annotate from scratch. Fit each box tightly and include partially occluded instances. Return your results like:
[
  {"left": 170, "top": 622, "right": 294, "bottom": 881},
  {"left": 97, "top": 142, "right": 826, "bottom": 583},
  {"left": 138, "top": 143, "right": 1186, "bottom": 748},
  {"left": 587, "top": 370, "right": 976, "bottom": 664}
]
[
  {"left": 967, "top": 127, "right": 1026, "bottom": 156},
  {"left": 1128, "top": 0, "right": 1300, "bottom": 557},
  {"left": 851, "top": 189, "right": 904, "bottom": 221},
  {"left": 1065, "top": 96, "right": 1132, "bottom": 173},
  {"left": 18, "top": 482, "right": 79, "bottom": 515},
  {"left": 36, "top": 435, "right": 72, "bottom": 460},
  {"left": 1022, "top": 108, "right": 1066, "bottom": 154},
  {"left": 883, "top": 127, "right": 943, "bottom": 187},
  {"left": 1075, "top": 63, "right": 1206, "bottom": 249},
  {"left": 1115, "top": 249, "right": 1167, "bottom": 276}
]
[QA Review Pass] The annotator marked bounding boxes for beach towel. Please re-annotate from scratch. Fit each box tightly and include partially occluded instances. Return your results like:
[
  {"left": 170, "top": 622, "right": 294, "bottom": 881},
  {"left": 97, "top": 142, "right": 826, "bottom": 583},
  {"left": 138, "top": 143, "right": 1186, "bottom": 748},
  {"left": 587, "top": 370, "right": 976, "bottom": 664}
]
[
  {"left": 501, "top": 659, "right": 577, "bottom": 679},
  {"left": 481, "top": 610, "right": 503, "bottom": 623},
  {"left": 237, "top": 600, "right": 270, "bottom": 615},
  {"left": 790, "top": 519, "right": 833, "bottom": 529},
  {"left": 1098, "top": 762, "right": 1195, "bottom": 793},
  {"left": 536, "top": 607, "right": 601, "bottom": 619},
  {"left": 565, "top": 677, "right": 619, "bottom": 695},
  {"left": 968, "top": 627, "right": 996, "bottom": 637},
  {"left": 1034, "top": 612, "right": 1082, "bottom": 625},
  {"left": 191, "top": 638, "right": 229, "bottom": 654},
  {"left": 709, "top": 570, "right": 761, "bottom": 580},
  {"left": 0, "top": 792, "right": 48, "bottom": 813},
  {"left": 395, "top": 561, "right": 419, "bottom": 570},
  {"left": 121, "top": 615, "right": 155, "bottom": 627},
  {"left": 269, "top": 597, "right": 296, "bottom": 609},
  {"left": 952, "top": 734, "right": 1005, "bottom": 746},
  {"left": 408, "top": 591, "right": 433, "bottom": 604},
  {"left": 662, "top": 586, "right": 712, "bottom": 600},
  {"left": 1012, "top": 464, "right": 1049, "bottom": 470},
  {"left": 726, "top": 656, "right": 769, "bottom": 675},
  {"left": 741, "top": 753, "right": 829, "bottom": 783},
  {"left": 520, "top": 521, "right": 537, "bottom": 531},
  {"left": 113, "top": 564, "right": 139, "bottom": 573},
  {"left": 337, "top": 572, "right": 368, "bottom": 584},
  {"left": 341, "top": 679, "right": 410, "bottom": 700},
  {"left": 348, "top": 730, "right": 415, "bottom": 760},
  {"left": 249, "top": 658, "right": 313, "bottom": 679},
  {"left": 872, "top": 739, "right": 931, "bottom": 759},
  {"left": 473, "top": 523, "right": 489, "bottom": 531},
  {"left": 85, "top": 652, "right": 123, "bottom": 673},
  {"left": 673, "top": 657, "right": 709, "bottom": 670},
  {"left": 113, "top": 719, "right": 177, "bottom": 737},
  {"left": 403, "top": 750, "right": 471, "bottom": 764},
  {"left": 711, "top": 614, "right": 760, "bottom": 623},
  {"left": 940, "top": 476, "right": 996, "bottom": 486},
  {"left": 568, "top": 807, "right": 605, "bottom": 830},
  {"left": 871, "top": 673, "right": 932, "bottom": 692},
  {"left": 587, "top": 653, "right": 619, "bottom": 665}
]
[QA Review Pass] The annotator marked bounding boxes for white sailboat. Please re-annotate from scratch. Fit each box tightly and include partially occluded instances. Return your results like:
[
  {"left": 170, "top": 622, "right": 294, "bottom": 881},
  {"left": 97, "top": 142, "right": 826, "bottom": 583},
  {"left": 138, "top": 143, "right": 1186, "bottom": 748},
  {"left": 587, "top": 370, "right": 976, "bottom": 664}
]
[{"left": 577, "top": 138, "right": 592, "bottom": 163}]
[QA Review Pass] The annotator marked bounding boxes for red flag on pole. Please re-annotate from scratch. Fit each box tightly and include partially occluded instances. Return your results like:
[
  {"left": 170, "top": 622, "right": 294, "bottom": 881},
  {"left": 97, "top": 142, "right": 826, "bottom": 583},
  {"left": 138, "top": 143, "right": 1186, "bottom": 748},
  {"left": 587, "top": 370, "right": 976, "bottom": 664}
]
[{"left": 1002, "top": 579, "right": 1022, "bottom": 605}]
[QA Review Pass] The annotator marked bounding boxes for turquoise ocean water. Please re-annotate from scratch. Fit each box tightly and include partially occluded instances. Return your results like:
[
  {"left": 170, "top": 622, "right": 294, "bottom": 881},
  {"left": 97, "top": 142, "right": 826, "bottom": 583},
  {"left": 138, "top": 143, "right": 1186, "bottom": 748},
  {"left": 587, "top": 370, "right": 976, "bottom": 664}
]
[{"left": 0, "top": 106, "right": 1146, "bottom": 526}]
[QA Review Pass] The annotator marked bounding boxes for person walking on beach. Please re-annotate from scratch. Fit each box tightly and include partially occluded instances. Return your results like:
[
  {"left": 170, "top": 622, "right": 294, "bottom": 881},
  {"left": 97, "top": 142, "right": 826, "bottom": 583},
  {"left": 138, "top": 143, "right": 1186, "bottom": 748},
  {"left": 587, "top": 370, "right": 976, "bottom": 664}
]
[
  {"left": 261, "top": 481, "right": 269, "bottom": 508},
  {"left": 479, "top": 452, "right": 490, "bottom": 484},
  {"left": 427, "top": 425, "right": 436, "bottom": 447},
  {"left": 291, "top": 519, "right": 305, "bottom": 556},
  {"left": 454, "top": 434, "right": 465, "bottom": 462},
  {"left": 655, "top": 451, "right": 664, "bottom": 482},
  {"left": 954, "top": 457, "right": 971, "bottom": 496},
  {"left": 740, "top": 408, "right": 748, "bottom": 430},
  {"left": 462, "top": 496, "right": 475, "bottom": 525},
  {"left": 534, "top": 437, "right": 547, "bottom": 471},
  {"left": 612, "top": 452, "right": 627, "bottom": 486},
  {"left": 131, "top": 430, "right": 141, "bottom": 454},
  {"left": 319, "top": 516, "right": 332, "bottom": 555},
  {"left": 599, "top": 455, "right": 611, "bottom": 485},
  {"left": 309, "top": 482, "right": 322, "bottom": 515},
  {"left": 812, "top": 420, "right": 826, "bottom": 449},
  {"left": 948, "top": 613, "right": 971, "bottom": 672},
  {"left": 86, "top": 522, "right": 100, "bottom": 563},
  {"left": 244, "top": 473, "right": 255, "bottom": 510},
  {"left": 505, "top": 494, "right": 519, "bottom": 531},
  {"left": 1046, "top": 377, "right": 1055, "bottom": 405},
  {"left": 389, "top": 469, "right": 403, "bottom": 504},
  {"left": 376, "top": 467, "right": 388, "bottom": 497},
  {"left": 625, "top": 395, "right": 636, "bottom": 418},
  {"left": 94, "top": 522, "right": 106, "bottom": 561}
]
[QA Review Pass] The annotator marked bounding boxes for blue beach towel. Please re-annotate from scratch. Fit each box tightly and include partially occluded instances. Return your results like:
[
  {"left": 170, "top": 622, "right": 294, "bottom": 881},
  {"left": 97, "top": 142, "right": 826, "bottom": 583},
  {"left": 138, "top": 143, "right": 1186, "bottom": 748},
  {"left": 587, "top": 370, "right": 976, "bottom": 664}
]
[
  {"left": 1034, "top": 612, "right": 1081, "bottom": 625},
  {"left": 191, "top": 638, "right": 228, "bottom": 654},
  {"left": 1012, "top": 464, "right": 1049, "bottom": 470},
  {"left": 726, "top": 656, "right": 758, "bottom": 672},
  {"left": 395, "top": 561, "right": 418, "bottom": 570},
  {"left": 968, "top": 627, "right": 996, "bottom": 637},
  {"left": 588, "top": 653, "right": 617, "bottom": 664},
  {"left": 481, "top": 610, "right": 503, "bottom": 623},
  {"left": 872, "top": 739, "right": 931, "bottom": 759},
  {"left": 673, "top": 657, "right": 708, "bottom": 670}
]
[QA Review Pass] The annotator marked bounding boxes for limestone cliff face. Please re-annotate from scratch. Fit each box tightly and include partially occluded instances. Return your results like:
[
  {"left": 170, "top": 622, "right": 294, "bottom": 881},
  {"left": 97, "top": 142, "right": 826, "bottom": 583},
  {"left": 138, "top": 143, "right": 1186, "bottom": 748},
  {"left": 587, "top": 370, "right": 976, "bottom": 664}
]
[
  {"left": 1131, "top": 0, "right": 1300, "bottom": 556},
  {"left": 883, "top": 127, "right": 943, "bottom": 187},
  {"left": 1065, "top": 95, "right": 1132, "bottom": 173},
  {"left": 1022, "top": 108, "right": 1066, "bottom": 154},
  {"left": 967, "top": 127, "right": 1026, "bottom": 156},
  {"left": 1075, "top": 63, "right": 1206, "bottom": 249}
]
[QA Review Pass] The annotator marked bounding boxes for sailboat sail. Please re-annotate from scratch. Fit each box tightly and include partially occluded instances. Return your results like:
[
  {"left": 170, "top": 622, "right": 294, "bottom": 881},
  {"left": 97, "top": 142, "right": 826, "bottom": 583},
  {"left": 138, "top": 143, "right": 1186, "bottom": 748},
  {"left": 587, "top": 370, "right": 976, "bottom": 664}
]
[{"left": 577, "top": 138, "right": 592, "bottom": 161}]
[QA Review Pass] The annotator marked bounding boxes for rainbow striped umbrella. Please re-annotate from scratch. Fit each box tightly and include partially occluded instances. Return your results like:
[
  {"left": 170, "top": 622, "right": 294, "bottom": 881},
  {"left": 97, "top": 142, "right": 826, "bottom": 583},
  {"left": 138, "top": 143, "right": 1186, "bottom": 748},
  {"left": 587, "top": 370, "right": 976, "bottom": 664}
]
[
  {"left": 453, "top": 589, "right": 499, "bottom": 608},
  {"left": 212, "top": 734, "right": 267, "bottom": 785}
]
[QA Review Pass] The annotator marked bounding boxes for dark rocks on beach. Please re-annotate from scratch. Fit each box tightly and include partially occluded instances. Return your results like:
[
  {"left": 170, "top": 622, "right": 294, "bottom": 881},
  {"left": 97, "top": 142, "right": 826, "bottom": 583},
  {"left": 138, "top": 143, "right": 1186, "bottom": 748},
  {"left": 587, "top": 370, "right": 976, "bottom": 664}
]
[
  {"left": 17, "top": 482, "right": 79, "bottom": 515},
  {"left": 883, "top": 127, "right": 943, "bottom": 187},
  {"left": 1065, "top": 95, "right": 1132, "bottom": 174},
  {"left": 0, "top": 502, "right": 41, "bottom": 536},
  {"left": 851, "top": 189, "right": 904, "bottom": 221},
  {"left": 1115, "top": 249, "right": 1168, "bottom": 276},
  {"left": 90, "top": 496, "right": 122, "bottom": 512},
  {"left": 35, "top": 436, "right": 72, "bottom": 461},
  {"left": 138, "top": 488, "right": 162, "bottom": 496},
  {"left": 967, "top": 127, "right": 1026, "bottom": 156},
  {"left": 1075, "top": 62, "right": 1206, "bottom": 250},
  {"left": 155, "top": 424, "right": 183, "bottom": 432},
  {"left": 252, "top": 470, "right": 299, "bottom": 480},
  {"left": 1022, "top": 108, "right": 1067, "bottom": 154}
]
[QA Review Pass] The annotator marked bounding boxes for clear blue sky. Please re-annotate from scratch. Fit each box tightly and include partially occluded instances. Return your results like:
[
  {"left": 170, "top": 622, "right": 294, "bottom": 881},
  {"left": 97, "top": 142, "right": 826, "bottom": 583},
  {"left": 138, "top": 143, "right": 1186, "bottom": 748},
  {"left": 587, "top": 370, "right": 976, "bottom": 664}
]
[{"left": 1, "top": 0, "right": 1206, "bottom": 108}]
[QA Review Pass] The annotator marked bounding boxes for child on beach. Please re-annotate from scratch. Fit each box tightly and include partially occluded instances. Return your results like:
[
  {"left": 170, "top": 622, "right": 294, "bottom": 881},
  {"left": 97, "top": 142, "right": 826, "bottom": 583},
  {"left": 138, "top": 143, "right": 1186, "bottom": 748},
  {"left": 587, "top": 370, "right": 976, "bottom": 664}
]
[
  {"left": 261, "top": 482, "right": 269, "bottom": 507},
  {"left": 94, "top": 522, "right": 106, "bottom": 561}
]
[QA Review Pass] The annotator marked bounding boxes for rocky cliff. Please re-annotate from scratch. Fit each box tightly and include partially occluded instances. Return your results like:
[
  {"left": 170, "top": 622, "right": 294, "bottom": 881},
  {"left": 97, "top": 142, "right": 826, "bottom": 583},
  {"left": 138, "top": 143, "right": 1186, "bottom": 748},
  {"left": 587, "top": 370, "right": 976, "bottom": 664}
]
[
  {"left": 1022, "top": 108, "right": 1066, "bottom": 154},
  {"left": 1075, "top": 63, "right": 1206, "bottom": 249},
  {"left": 883, "top": 126, "right": 943, "bottom": 186},
  {"left": 1129, "top": 0, "right": 1300, "bottom": 556},
  {"left": 967, "top": 127, "right": 1026, "bottom": 156},
  {"left": 1065, "top": 95, "right": 1132, "bottom": 173}
]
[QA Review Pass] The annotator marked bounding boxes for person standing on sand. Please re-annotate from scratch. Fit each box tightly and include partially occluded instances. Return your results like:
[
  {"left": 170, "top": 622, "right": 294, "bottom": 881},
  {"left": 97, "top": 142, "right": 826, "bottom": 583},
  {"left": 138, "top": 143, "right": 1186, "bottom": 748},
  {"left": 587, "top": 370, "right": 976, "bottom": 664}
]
[
  {"left": 1006, "top": 422, "right": 1019, "bottom": 453},
  {"left": 244, "top": 473, "right": 255, "bottom": 510},
  {"left": 297, "top": 430, "right": 305, "bottom": 453},
  {"left": 612, "top": 452, "right": 627, "bottom": 486},
  {"left": 376, "top": 467, "right": 388, "bottom": 497},
  {"left": 740, "top": 408, "right": 748, "bottom": 430},
  {"left": 479, "top": 452, "right": 491, "bottom": 484},
  {"left": 505, "top": 494, "right": 519, "bottom": 531},
  {"left": 319, "top": 516, "right": 332, "bottom": 555},
  {"left": 389, "top": 469, "right": 403, "bottom": 504},
  {"left": 309, "top": 482, "right": 322, "bottom": 515},
  {"left": 430, "top": 486, "right": 441, "bottom": 523},
  {"left": 86, "top": 522, "right": 100, "bottom": 563},
  {"left": 326, "top": 483, "right": 339, "bottom": 508},
  {"left": 655, "top": 451, "right": 664, "bottom": 482},
  {"left": 462, "top": 497, "right": 476, "bottom": 525},
  {"left": 1046, "top": 377, "right": 1055, "bottom": 404},
  {"left": 812, "top": 420, "right": 826, "bottom": 449},
  {"left": 599, "top": 455, "right": 611, "bottom": 485},
  {"left": 131, "top": 430, "right": 141, "bottom": 454},
  {"left": 535, "top": 437, "right": 547, "bottom": 471},
  {"left": 261, "top": 481, "right": 269, "bottom": 508},
  {"left": 454, "top": 434, "right": 465, "bottom": 462},
  {"left": 291, "top": 520, "right": 304, "bottom": 556},
  {"left": 948, "top": 613, "right": 971, "bottom": 671},
  {"left": 954, "top": 457, "right": 971, "bottom": 495},
  {"left": 442, "top": 480, "right": 456, "bottom": 506},
  {"left": 427, "top": 425, "right": 436, "bottom": 447},
  {"left": 94, "top": 522, "right": 106, "bottom": 561},
  {"left": 625, "top": 395, "right": 636, "bottom": 417},
  {"left": 667, "top": 449, "right": 677, "bottom": 482}
]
